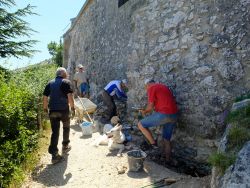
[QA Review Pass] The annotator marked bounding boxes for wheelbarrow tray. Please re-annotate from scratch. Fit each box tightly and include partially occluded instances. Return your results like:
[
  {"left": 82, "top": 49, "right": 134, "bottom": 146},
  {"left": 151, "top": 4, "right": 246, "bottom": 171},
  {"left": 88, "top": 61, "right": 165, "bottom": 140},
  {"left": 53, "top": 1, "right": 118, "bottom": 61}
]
[{"left": 74, "top": 97, "right": 97, "bottom": 114}]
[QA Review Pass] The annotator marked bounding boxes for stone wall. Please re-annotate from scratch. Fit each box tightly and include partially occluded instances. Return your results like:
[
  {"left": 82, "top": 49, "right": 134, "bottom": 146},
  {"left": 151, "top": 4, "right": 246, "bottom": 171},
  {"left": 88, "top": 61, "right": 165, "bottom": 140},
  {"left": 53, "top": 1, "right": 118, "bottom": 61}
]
[{"left": 63, "top": 0, "right": 250, "bottom": 166}]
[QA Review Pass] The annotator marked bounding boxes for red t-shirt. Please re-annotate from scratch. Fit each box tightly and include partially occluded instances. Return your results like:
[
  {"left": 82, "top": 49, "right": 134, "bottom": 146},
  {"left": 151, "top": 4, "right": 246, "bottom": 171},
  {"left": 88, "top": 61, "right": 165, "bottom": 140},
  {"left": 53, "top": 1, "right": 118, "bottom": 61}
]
[{"left": 147, "top": 83, "right": 178, "bottom": 114}]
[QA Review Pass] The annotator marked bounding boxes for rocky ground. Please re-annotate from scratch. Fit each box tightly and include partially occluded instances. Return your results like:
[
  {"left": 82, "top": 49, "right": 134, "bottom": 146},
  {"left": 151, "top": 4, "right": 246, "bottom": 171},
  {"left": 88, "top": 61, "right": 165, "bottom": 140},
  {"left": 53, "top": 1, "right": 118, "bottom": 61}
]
[{"left": 23, "top": 120, "right": 210, "bottom": 188}]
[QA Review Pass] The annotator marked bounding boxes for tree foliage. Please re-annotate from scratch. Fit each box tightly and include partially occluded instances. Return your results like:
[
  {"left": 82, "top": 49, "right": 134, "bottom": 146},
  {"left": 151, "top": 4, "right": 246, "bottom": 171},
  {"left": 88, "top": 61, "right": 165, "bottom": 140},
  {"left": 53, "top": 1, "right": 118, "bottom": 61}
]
[
  {"left": 47, "top": 40, "right": 63, "bottom": 66},
  {"left": 0, "top": 0, "right": 37, "bottom": 58}
]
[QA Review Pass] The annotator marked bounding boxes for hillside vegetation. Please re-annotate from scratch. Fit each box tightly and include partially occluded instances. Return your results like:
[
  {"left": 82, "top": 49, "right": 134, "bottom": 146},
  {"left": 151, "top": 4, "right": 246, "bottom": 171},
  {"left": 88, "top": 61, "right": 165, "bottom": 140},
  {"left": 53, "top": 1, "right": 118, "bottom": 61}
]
[
  {"left": 0, "top": 63, "right": 57, "bottom": 187},
  {"left": 209, "top": 98, "right": 250, "bottom": 174}
]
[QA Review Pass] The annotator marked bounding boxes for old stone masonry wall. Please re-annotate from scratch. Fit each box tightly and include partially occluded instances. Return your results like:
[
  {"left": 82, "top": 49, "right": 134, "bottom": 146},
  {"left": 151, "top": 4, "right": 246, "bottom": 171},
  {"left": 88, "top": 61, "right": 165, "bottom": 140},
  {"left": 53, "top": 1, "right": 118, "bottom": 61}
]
[{"left": 64, "top": 0, "right": 250, "bottom": 165}]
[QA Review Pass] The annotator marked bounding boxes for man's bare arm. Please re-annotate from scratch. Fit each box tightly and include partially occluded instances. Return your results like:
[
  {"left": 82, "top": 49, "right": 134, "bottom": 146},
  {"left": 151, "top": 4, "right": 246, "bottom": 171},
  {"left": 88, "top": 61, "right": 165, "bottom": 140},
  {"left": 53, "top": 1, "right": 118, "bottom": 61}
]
[
  {"left": 140, "top": 102, "right": 154, "bottom": 116},
  {"left": 67, "top": 93, "right": 75, "bottom": 109},
  {"left": 43, "top": 96, "right": 49, "bottom": 112}
]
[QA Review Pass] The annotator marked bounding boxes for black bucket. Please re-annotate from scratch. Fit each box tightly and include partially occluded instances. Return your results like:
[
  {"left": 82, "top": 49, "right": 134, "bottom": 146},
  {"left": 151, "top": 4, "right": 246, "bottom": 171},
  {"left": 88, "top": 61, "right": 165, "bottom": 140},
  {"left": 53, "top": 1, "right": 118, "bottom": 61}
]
[{"left": 127, "top": 150, "right": 147, "bottom": 172}]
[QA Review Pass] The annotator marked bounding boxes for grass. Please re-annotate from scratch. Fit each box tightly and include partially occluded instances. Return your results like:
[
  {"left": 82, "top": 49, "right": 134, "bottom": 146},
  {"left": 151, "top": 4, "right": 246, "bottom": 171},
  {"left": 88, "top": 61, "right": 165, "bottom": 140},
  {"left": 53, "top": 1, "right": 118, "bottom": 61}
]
[
  {"left": 208, "top": 152, "right": 236, "bottom": 174},
  {"left": 234, "top": 93, "right": 250, "bottom": 102},
  {"left": 42, "top": 119, "right": 51, "bottom": 131},
  {"left": 209, "top": 102, "right": 250, "bottom": 174},
  {"left": 226, "top": 104, "right": 250, "bottom": 125},
  {"left": 8, "top": 129, "right": 51, "bottom": 188},
  {"left": 227, "top": 125, "right": 250, "bottom": 151}
]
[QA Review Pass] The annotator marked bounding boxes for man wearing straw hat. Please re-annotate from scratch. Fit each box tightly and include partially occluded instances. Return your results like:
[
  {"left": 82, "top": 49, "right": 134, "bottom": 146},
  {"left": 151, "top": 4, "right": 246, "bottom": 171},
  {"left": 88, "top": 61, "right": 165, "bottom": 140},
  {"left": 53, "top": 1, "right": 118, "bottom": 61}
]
[
  {"left": 73, "top": 64, "right": 90, "bottom": 98},
  {"left": 43, "top": 67, "right": 75, "bottom": 164}
]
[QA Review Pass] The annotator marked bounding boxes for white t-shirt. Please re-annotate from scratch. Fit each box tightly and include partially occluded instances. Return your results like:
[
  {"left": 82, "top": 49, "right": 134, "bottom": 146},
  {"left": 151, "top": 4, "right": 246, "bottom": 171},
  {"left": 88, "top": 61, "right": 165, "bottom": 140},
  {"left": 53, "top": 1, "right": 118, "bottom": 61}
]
[{"left": 73, "top": 71, "right": 87, "bottom": 87}]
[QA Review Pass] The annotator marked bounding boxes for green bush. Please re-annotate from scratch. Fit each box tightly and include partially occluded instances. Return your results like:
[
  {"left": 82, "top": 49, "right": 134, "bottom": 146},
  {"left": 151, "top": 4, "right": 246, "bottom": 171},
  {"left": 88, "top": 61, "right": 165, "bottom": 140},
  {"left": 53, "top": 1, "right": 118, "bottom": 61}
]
[
  {"left": 0, "top": 63, "right": 57, "bottom": 187},
  {"left": 0, "top": 128, "right": 38, "bottom": 187},
  {"left": 208, "top": 152, "right": 236, "bottom": 174},
  {"left": 228, "top": 125, "right": 250, "bottom": 150},
  {"left": 226, "top": 104, "right": 250, "bottom": 125},
  {"left": 209, "top": 103, "right": 250, "bottom": 174},
  {"left": 235, "top": 93, "right": 250, "bottom": 102}
]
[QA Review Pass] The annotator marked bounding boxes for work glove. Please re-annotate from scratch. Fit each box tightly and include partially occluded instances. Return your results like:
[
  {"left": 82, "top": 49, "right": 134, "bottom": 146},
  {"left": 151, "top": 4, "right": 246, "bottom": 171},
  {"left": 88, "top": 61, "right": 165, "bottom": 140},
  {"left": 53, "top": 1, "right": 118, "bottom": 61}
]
[
  {"left": 138, "top": 110, "right": 145, "bottom": 120},
  {"left": 43, "top": 108, "right": 49, "bottom": 119},
  {"left": 70, "top": 107, "right": 75, "bottom": 119}
]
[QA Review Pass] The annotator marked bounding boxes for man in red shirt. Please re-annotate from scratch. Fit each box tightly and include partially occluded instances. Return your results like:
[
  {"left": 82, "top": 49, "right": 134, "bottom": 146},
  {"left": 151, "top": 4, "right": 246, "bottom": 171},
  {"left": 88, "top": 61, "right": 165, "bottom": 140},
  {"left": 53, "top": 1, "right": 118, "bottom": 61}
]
[{"left": 138, "top": 79, "right": 178, "bottom": 162}]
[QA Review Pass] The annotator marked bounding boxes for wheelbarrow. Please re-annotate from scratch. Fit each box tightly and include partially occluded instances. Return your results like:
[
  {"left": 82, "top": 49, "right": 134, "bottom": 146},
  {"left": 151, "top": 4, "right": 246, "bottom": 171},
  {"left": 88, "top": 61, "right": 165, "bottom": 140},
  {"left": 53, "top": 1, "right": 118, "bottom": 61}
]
[{"left": 75, "top": 96, "right": 96, "bottom": 136}]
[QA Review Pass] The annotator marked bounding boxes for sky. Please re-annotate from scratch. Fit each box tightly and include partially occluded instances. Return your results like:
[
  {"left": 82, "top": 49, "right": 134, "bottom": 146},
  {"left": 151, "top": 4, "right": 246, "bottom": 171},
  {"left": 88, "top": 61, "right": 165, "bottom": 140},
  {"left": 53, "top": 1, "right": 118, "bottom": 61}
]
[{"left": 0, "top": 0, "right": 86, "bottom": 70}]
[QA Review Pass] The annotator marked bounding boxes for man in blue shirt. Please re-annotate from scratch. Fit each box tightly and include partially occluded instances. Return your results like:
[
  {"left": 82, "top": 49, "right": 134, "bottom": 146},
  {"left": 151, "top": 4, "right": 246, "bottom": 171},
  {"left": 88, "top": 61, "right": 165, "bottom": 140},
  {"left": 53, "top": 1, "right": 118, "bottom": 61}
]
[{"left": 101, "top": 79, "right": 128, "bottom": 121}]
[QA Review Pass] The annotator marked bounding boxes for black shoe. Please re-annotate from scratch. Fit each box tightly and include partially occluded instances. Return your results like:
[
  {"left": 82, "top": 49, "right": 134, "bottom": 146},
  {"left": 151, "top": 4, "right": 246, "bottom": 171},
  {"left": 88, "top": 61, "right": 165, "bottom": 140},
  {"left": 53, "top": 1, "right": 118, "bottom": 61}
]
[
  {"left": 150, "top": 144, "right": 159, "bottom": 150},
  {"left": 140, "top": 141, "right": 151, "bottom": 151},
  {"left": 145, "top": 144, "right": 161, "bottom": 159},
  {"left": 62, "top": 145, "right": 71, "bottom": 154},
  {"left": 51, "top": 154, "right": 63, "bottom": 164}
]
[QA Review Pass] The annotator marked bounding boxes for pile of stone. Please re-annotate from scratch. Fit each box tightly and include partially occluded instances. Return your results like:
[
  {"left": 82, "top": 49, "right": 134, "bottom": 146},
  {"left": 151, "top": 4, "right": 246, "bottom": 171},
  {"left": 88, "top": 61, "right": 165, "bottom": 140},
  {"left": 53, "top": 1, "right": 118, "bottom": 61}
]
[{"left": 93, "top": 99, "right": 128, "bottom": 132}]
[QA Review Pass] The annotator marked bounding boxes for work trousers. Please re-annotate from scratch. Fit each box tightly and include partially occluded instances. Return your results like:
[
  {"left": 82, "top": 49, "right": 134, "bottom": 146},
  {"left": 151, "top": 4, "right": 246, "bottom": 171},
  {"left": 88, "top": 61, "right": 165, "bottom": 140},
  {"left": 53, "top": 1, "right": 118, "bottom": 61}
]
[
  {"left": 101, "top": 90, "right": 117, "bottom": 121},
  {"left": 48, "top": 110, "right": 70, "bottom": 155}
]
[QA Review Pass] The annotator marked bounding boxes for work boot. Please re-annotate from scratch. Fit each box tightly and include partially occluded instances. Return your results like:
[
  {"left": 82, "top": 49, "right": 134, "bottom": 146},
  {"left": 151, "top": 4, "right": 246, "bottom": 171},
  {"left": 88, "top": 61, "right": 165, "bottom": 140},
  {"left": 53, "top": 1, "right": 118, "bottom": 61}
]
[
  {"left": 62, "top": 145, "right": 71, "bottom": 154},
  {"left": 51, "top": 153, "right": 63, "bottom": 164}
]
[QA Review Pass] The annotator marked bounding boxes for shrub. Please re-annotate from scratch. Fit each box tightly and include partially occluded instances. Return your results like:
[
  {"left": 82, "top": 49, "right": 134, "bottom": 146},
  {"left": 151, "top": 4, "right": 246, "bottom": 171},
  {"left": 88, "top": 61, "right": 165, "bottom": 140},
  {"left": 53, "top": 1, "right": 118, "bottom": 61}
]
[
  {"left": 0, "top": 63, "right": 57, "bottom": 187},
  {"left": 235, "top": 93, "right": 250, "bottom": 102},
  {"left": 208, "top": 152, "right": 236, "bottom": 174},
  {"left": 209, "top": 102, "right": 250, "bottom": 174},
  {"left": 228, "top": 125, "right": 250, "bottom": 151},
  {"left": 226, "top": 104, "right": 250, "bottom": 124}
]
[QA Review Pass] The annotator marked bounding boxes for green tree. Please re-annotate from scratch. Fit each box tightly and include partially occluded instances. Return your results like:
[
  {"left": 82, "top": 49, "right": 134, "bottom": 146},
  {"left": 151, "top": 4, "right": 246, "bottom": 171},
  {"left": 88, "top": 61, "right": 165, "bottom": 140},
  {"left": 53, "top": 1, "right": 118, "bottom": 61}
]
[
  {"left": 47, "top": 40, "right": 63, "bottom": 66},
  {"left": 0, "top": 0, "right": 37, "bottom": 58}
]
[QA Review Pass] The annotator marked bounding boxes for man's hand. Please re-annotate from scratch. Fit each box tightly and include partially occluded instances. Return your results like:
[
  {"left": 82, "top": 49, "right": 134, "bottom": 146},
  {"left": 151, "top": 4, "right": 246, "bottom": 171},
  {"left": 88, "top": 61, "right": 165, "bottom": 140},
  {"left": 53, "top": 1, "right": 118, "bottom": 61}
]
[
  {"left": 70, "top": 107, "right": 75, "bottom": 119},
  {"left": 139, "top": 109, "right": 146, "bottom": 116}
]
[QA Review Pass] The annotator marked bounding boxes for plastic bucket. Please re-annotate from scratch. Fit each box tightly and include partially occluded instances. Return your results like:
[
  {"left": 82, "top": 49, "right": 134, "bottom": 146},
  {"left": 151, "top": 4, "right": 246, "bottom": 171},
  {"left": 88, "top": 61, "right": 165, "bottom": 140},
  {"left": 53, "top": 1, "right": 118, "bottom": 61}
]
[
  {"left": 127, "top": 150, "right": 147, "bottom": 172},
  {"left": 80, "top": 121, "right": 93, "bottom": 136}
]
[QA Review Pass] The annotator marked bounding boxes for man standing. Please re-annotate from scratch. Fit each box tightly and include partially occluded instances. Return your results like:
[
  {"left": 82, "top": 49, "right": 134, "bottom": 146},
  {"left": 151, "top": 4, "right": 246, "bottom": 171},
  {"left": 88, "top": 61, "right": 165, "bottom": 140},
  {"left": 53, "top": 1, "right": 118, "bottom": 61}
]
[
  {"left": 43, "top": 67, "right": 75, "bottom": 164},
  {"left": 138, "top": 79, "right": 178, "bottom": 162},
  {"left": 101, "top": 79, "right": 128, "bottom": 122},
  {"left": 73, "top": 64, "right": 89, "bottom": 98}
]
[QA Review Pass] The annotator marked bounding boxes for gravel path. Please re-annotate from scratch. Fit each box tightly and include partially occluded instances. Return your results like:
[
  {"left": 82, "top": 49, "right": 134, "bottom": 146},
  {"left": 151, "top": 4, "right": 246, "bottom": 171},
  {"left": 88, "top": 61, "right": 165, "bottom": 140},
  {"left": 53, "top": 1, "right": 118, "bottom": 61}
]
[{"left": 23, "top": 120, "right": 210, "bottom": 188}]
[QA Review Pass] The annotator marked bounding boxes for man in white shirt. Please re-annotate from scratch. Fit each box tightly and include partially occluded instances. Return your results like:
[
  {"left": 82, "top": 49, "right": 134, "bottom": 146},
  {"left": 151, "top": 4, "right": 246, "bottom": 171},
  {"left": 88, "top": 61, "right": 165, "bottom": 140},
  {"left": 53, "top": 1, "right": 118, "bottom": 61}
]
[
  {"left": 73, "top": 64, "right": 89, "bottom": 98},
  {"left": 102, "top": 79, "right": 128, "bottom": 121}
]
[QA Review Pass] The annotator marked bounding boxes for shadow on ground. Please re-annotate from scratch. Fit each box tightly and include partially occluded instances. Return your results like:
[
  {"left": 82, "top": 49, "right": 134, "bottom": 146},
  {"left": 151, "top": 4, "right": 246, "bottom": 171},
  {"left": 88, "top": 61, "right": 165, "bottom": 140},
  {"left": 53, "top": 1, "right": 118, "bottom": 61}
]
[
  {"left": 70, "top": 123, "right": 81, "bottom": 132},
  {"left": 33, "top": 154, "right": 71, "bottom": 187},
  {"left": 127, "top": 170, "right": 148, "bottom": 179},
  {"left": 80, "top": 134, "right": 92, "bottom": 139}
]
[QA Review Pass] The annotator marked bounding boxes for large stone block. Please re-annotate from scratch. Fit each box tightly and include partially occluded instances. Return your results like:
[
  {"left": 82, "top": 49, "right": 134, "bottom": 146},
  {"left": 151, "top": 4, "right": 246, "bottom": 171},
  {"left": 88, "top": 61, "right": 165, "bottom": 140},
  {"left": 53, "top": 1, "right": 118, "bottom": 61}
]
[{"left": 220, "top": 141, "right": 250, "bottom": 188}]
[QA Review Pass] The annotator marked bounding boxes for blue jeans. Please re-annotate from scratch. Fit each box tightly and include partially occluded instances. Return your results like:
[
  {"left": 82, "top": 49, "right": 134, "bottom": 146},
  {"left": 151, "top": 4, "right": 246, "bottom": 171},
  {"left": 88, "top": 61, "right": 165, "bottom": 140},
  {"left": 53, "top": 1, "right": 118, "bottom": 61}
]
[
  {"left": 140, "top": 112, "right": 177, "bottom": 140},
  {"left": 80, "top": 83, "right": 89, "bottom": 94}
]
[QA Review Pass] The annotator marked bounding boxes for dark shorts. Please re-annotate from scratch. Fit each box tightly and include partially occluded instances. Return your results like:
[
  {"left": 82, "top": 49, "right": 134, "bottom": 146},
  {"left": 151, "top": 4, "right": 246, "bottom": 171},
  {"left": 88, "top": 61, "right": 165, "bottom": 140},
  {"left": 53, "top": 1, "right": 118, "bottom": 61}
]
[
  {"left": 80, "top": 83, "right": 89, "bottom": 94},
  {"left": 140, "top": 112, "right": 177, "bottom": 140}
]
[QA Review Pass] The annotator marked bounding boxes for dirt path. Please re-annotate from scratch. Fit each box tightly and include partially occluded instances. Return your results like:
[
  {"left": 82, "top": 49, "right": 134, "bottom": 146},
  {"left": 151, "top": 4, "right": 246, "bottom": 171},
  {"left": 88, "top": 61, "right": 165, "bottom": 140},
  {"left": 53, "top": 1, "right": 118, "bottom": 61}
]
[{"left": 23, "top": 120, "right": 210, "bottom": 188}]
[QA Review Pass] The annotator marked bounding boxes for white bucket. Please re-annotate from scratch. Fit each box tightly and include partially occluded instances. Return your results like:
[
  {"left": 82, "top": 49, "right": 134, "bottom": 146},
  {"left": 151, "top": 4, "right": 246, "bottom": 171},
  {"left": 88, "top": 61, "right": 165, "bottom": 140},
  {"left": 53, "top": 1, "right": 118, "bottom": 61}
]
[{"left": 80, "top": 121, "right": 93, "bottom": 136}]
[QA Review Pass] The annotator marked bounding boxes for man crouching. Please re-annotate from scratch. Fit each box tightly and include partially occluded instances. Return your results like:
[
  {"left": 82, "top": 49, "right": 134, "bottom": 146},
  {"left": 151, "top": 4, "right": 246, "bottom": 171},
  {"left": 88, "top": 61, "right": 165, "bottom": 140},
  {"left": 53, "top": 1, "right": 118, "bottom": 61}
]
[{"left": 138, "top": 79, "right": 178, "bottom": 163}]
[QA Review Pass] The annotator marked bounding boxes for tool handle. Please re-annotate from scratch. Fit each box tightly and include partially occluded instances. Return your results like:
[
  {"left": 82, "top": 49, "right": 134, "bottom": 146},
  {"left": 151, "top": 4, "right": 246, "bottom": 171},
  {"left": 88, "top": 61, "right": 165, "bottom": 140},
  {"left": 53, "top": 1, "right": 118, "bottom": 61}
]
[
  {"left": 77, "top": 96, "right": 93, "bottom": 123},
  {"left": 131, "top": 107, "right": 144, "bottom": 111}
]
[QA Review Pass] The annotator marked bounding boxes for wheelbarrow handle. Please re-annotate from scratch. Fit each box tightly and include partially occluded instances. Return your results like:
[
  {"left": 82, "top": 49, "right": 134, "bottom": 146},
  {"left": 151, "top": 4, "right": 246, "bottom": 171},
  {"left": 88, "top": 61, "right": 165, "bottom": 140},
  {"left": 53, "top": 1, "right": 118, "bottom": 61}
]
[{"left": 77, "top": 96, "right": 93, "bottom": 123}]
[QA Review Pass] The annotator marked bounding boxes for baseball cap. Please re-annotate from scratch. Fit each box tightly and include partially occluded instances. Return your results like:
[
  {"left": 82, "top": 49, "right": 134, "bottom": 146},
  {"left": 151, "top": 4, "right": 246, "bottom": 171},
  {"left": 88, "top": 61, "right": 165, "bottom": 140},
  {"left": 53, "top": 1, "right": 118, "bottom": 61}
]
[
  {"left": 121, "top": 79, "right": 127, "bottom": 85},
  {"left": 144, "top": 78, "right": 155, "bottom": 85},
  {"left": 78, "top": 64, "right": 84, "bottom": 69}
]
